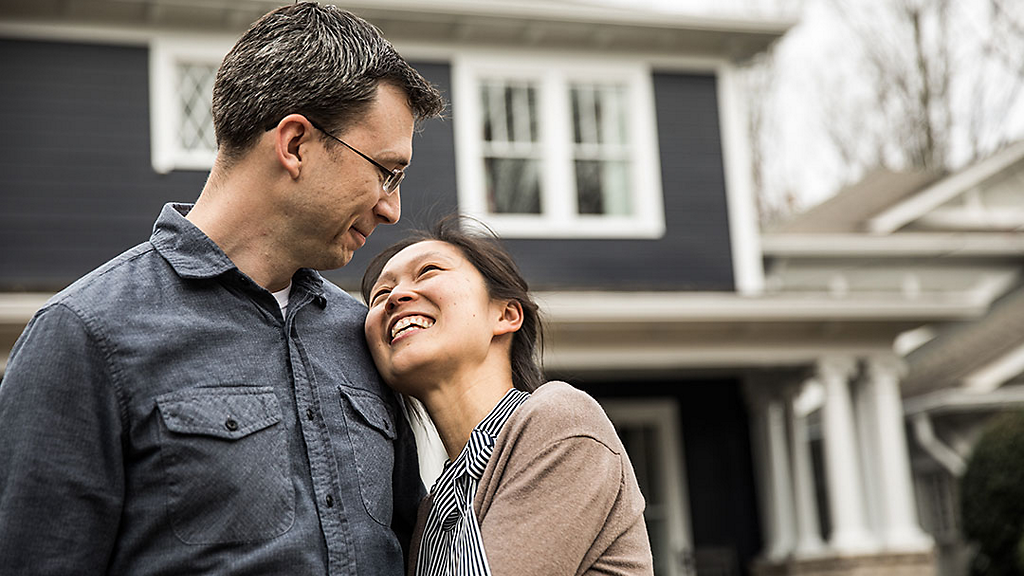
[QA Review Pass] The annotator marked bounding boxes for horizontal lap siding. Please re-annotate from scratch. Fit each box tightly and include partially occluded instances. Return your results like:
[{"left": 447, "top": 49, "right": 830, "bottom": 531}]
[
  {"left": 0, "top": 39, "right": 208, "bottom": 291},
  {"left": 0, "top": 40, "right": 734, "bottom": 294}
]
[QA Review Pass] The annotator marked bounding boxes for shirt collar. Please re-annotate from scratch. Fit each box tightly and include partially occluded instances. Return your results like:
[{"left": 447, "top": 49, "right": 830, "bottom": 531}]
[
  {"left": 150, "top": 203, "right": 237, "bottom": 279},
  {"left": 150, "top": 203, "right": 324, "bottom": 296},
  {"left": 436, "top": 388, "right": 531, "bottom": 487}
]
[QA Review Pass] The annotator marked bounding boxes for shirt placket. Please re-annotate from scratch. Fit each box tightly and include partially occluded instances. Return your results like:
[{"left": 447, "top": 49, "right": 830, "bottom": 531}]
[{"left": 285, "top": 291, "right": 355, "bottom": 575}]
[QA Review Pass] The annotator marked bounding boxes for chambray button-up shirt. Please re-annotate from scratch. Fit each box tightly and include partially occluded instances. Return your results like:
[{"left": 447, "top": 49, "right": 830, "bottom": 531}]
[{"left": 0, "top": 203, "right": 423, "bottom": 575}]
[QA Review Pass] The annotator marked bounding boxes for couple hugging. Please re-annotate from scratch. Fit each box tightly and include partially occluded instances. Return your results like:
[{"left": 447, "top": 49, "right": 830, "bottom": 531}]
[{"left": 0, "top": 3, "right": 652, "bottom": 575}]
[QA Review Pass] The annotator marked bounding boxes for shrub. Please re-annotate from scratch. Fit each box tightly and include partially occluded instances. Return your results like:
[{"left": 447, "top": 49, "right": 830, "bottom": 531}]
[{"left": 961, "top": 410, "right": 1024, "bottom": 576}]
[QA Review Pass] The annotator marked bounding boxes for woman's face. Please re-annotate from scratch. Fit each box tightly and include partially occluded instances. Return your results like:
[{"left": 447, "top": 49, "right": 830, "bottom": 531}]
[{"left": 364, "top": 240, "right": 510, "bottom": 394}]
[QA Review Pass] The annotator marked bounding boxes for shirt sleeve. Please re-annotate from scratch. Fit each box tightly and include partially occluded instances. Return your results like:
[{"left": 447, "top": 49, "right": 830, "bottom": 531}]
[
  {"left": 477, "top": 434, "right": 625, "bottom": 576},
  {"left": 0, "top": 303, "right": 125, "bottom": 574}
]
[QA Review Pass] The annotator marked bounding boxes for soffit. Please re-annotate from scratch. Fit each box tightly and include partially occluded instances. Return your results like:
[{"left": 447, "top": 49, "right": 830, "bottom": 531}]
[{"left": 0, "top": 0, "right": 793, "bottom": 58}]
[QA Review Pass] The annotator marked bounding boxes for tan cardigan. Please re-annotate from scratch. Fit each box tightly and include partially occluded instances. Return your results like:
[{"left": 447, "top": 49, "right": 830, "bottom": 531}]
[{"left": 408, "top": 381, "right": 654, "bottom": 576}]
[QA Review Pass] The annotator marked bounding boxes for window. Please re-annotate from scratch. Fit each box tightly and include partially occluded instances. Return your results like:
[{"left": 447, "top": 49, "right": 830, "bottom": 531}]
[
  {"left": 150, "top": 37, "right": 233, "bottom": 173},
  {"left": 453, "top": 56, "right": 665, "bottom": 238}
]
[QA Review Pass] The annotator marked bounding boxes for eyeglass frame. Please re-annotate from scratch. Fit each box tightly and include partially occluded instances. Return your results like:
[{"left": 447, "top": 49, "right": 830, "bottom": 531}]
[{"left": 307, "top": 119, "right": 405, "bottom": 195}]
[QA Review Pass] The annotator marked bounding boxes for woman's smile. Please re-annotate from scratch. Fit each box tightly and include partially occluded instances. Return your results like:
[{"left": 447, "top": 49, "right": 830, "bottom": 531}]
[{"left": 389, "top": 314, "right": 435, "bottom": 344}]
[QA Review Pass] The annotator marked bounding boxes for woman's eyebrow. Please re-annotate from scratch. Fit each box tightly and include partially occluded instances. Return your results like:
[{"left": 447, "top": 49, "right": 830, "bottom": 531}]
[
  {"left": 374, "top": 270, "right": 397, "bottom": 288},
  {"left": 375, "top": 250, "right": 454, "bottom": 288}
]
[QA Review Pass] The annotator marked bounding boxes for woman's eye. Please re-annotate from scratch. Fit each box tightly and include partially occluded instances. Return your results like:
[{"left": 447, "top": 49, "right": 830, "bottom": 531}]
[
  {"left": 419, "top": 264, "right": 441, "bottom": 276},
  {"left": 370, "top": 288, "right": 391, "bottom": 304}
]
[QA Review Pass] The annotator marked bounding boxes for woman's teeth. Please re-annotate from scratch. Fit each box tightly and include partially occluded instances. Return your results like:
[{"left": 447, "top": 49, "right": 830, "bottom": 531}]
[{"left": 391, "top": 315, "right": 435, "bottom": 341}]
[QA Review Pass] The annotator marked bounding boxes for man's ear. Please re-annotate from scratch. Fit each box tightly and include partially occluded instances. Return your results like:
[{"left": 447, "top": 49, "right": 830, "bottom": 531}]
[
  {"left": 493, "top": 299, "right": 524, "bottom": 337},
  {"left": 273, "top": 114, "right": 315, "bottom": 179}
]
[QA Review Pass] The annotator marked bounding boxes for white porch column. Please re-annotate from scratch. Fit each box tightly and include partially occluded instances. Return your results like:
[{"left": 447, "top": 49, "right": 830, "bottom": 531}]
[
  {"left": 853, "top": 372, "right": 883, "bottom": 537},
  {"left": 818, "top": 356, "right": 876, "bottom": 554},
  {"left": 864, "top": 356, "right": 934, "bottom": 552},
  {"left": 787, "top": 382, "right": 825, "bottom": 557},
  {"left": 765, "top": 397, "right": 797, "bottom": 559}
]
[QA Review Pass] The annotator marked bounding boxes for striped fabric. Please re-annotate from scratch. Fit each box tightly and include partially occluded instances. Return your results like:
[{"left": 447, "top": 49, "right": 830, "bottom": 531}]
[{"left": 415, "top": 388, "right": 532, "bottom": 576}]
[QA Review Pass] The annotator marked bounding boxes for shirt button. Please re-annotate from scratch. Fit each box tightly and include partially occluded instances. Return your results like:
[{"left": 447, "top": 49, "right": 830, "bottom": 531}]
[
  {"left": 325, "top": 494, "right": 334, "bottom": 508},
  {"left": 224, "top": 418, "right": 239, "bottom": 432},
  {"left": 306, "top": 408, "right": 315, "bottom": 421}
]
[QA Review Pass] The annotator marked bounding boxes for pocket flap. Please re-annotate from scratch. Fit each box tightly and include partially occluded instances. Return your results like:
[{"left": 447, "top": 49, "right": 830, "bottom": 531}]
[
  {"left": 340, "top": 388, "right": 397, "bottom": 440},
  {"left": 157, "top": 387, "right": 282, "bottom": 440}
]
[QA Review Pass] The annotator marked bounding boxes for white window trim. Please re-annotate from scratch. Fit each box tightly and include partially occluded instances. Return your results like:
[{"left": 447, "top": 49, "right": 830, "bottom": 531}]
[
  {"left": 149, "top": 35, "right": 233, "bottom": 174},
  {"left": 453, "top": 54, "right": 665, "bottom": 239}
]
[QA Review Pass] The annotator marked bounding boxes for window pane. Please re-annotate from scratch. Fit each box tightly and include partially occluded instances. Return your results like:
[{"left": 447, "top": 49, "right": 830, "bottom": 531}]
[
  {"left": 571, "top": 88, "right": 582, "bottom": 144},
  {"left": 576, "top": 160, "right": 631, "bottom": 216},
  {"left": 481, "top": 81, "right": 538, "bottom": 144},
  {"left": 485, "top": 157, "right": 541, "bottom": 214},
  {"left": 602, "top": 85, "right": 628, "bottom": 146},
  {"left": 177, "top": 63, "right": 217, "bottom": 152}
]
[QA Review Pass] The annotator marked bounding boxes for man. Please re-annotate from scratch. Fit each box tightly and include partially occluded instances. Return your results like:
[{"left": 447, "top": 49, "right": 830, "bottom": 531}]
[{"left": 0, "top": 3, "right": 444, "bottom": 574}]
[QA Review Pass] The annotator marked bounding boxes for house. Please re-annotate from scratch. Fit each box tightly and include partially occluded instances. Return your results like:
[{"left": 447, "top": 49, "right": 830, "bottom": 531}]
[
  {"left": 5, "top": 1, "right": 997, "bottom": 575},
  {"left": 760, "top": 141, "right": 1024, "bottom": 576}
]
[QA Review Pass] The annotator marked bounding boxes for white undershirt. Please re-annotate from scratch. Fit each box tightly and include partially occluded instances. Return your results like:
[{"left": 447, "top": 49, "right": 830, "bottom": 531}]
[{"left": 271, "top": 283, "right": 292, "bottom": 315}]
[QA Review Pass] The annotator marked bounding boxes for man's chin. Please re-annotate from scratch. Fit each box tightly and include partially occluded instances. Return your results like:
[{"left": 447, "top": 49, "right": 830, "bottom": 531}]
[{"left": 312, "top": 249, "right": 355, "bottom": 272}]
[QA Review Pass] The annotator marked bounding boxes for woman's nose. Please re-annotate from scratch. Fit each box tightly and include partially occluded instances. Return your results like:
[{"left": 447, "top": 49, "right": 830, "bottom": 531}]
[{"left": 384, "top": 289, "right": 413, "bottom": 313}]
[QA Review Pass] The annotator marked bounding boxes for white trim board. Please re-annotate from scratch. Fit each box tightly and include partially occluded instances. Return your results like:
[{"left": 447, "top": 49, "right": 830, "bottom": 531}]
[
  {"left": 717, "top": 62, "right": 764, "bottom": 295},
  {"left": 963, "top": 343, "right": 1024, "bottom": 393},
  {"left": 868, "top": 140, "right": 1024, "bottom": 234},
  {"left": 535, "top": 290, "right": 989, "bottom": 323},
  {"left": 761, "top": 232, "right": 1024, "bottom": 257}
]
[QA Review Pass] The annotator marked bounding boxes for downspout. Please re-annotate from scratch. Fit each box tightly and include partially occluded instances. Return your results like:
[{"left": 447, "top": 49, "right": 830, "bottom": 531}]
[{"left": 911, "top": 412, "right": 966, "bottom": 476}]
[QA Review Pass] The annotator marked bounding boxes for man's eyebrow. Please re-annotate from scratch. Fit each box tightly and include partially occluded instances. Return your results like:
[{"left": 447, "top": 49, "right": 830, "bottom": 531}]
[{"left": 376, "top": 152, "right": 410, "bottom": 169}]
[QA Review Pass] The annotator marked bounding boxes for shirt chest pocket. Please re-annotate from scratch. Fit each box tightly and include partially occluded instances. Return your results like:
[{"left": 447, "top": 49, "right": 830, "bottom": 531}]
[
  {"left": 338, "top": 386, "right": 398, "bottom": 526},
  {"left": 156, "top": 387, "right": 295, "bottom": 545}
]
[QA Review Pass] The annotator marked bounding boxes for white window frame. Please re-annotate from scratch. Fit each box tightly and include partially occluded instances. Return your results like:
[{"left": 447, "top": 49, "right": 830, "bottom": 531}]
[
  {"left": 452, "top": 54, "right": 666, "bottom": 238},
  {"left": 149, "top": 35, "right": 233, "bottom": 174}
]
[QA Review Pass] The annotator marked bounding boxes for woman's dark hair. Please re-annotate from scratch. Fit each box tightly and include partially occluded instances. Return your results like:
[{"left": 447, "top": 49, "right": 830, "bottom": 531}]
[{"left": 361, "top": 216, "right": 544, "bottom": 392}]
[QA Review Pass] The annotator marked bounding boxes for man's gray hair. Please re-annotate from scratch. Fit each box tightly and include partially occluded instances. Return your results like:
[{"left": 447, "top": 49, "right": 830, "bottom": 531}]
[{"left": 212, "top": 2, "right": 444, "bottom": 162}]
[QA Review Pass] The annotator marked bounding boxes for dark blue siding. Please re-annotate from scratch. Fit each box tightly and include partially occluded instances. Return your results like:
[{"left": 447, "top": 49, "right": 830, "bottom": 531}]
[
  {"left": 0, "top": 39, "right": 207, "bottom": 290},
  {"left": 0, "top": 38, "right": 734, "bottom": 293}
]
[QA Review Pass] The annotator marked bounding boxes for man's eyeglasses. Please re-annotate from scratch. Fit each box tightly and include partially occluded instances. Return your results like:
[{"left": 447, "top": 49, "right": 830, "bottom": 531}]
[{"left": 308, "top": 119, "right": 405, "bottom": 195}]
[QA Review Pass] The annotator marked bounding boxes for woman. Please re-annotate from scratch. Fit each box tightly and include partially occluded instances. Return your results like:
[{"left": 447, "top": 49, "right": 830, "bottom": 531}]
[{"left": 361, "top": 218, "right": 653, "bottom": 576}]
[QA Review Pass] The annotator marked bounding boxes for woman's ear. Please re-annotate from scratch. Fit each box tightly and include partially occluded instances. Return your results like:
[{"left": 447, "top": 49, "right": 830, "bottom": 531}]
[
  {"left": 493, "top": 299, "right": 524, "bottom": 336},
  {"left": 273, "top": 114, "right": 314, "bottom": 179}
]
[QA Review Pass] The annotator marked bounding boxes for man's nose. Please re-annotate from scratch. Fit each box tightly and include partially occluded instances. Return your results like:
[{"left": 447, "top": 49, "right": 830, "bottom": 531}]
[{"left": 375, "top": 188, "right": 401, "bottom": 224}]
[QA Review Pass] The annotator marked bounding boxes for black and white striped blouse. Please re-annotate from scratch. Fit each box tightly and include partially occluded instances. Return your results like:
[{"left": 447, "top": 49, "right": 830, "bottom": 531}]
[{"left": 415, "top": 388, "right": 531, "bottom": 576}]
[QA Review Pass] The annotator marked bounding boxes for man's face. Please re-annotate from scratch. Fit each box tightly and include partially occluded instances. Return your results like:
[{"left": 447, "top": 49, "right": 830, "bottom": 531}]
[{"left": 291, "top": 82, "right": 414, "bottom": 270}]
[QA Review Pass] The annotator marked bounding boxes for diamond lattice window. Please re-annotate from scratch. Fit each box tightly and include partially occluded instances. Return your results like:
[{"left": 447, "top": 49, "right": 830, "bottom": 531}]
[{"left": 177, "top": 63, "right": 217, "bottom": 153}]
